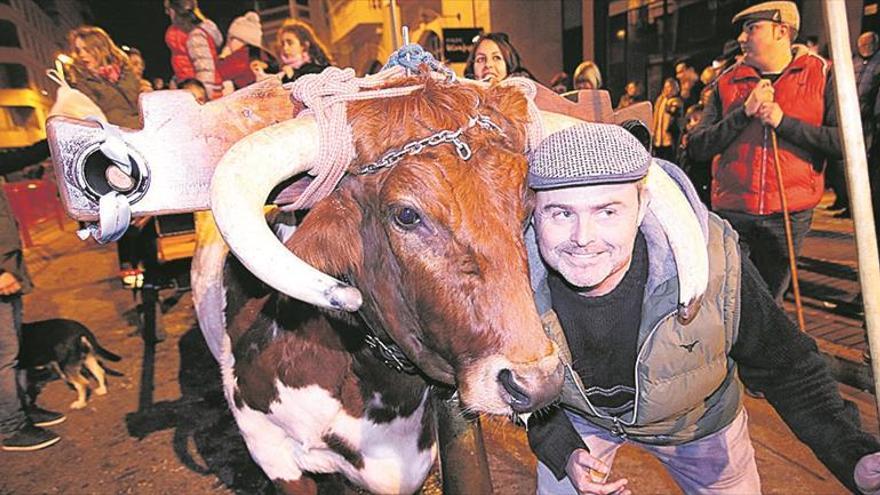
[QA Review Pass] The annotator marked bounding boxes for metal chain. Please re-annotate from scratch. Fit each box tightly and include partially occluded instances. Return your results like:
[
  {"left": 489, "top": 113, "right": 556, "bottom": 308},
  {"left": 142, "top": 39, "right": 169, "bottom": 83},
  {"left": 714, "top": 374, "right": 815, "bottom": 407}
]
[
  {"left": 357, "top": 114, "right": 505, "bottom": 176},
  {"left": 363, "top": 333, "right": 418, "bottom": 374}
]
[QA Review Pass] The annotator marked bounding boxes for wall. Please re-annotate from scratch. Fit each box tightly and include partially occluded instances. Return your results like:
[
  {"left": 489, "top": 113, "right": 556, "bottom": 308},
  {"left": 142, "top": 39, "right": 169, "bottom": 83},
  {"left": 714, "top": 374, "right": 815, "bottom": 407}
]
[{"left": 489, "top": 0, "right": 563, "bottom": 84}]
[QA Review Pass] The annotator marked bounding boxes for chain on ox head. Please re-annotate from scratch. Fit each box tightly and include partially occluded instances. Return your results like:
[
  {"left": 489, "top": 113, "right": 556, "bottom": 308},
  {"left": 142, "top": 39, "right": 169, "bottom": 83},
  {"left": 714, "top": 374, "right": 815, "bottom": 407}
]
[{"left": 356, "top": 114, "right": 506, "bottom": 176}]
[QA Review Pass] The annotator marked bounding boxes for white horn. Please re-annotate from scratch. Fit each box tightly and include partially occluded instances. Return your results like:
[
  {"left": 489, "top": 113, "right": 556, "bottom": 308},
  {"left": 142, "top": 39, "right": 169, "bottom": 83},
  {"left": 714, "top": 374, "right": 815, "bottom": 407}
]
[{"left": 210, "top": 115, "right": 363, "bottom": 312}]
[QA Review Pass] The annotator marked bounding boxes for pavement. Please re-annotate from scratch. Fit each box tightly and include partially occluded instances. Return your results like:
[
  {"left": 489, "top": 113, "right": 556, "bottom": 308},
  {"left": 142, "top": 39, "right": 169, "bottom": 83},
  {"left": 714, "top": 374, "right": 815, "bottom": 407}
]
[
  {"left": 788, "top": 192, "right": 875, "bottom": 392},
  {"left": 0, "top": 199, "right": 877, "bottom": 494}
]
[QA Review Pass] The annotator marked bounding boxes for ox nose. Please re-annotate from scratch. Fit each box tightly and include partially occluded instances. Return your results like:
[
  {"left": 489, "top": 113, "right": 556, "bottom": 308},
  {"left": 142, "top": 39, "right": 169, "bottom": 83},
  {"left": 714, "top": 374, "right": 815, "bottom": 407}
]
[{"left": 497, "top": 363, "right": 564, "bottom": 413}]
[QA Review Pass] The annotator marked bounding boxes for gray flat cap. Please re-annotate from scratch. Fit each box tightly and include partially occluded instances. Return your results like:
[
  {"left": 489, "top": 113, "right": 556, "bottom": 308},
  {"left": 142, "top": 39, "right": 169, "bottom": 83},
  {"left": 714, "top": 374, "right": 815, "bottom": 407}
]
[
  {"left": 528, "top": 122, "right": 652, "bottom": 190},
  {"left": 733, "top": 1, "right": 799, "bottom": 33}
]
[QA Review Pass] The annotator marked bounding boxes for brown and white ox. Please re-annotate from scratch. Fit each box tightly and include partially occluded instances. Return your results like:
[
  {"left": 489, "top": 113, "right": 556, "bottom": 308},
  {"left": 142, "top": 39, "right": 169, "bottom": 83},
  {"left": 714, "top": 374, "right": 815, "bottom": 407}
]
[{"left": 200, "top": 76, "right": 565, "bottom": 494}]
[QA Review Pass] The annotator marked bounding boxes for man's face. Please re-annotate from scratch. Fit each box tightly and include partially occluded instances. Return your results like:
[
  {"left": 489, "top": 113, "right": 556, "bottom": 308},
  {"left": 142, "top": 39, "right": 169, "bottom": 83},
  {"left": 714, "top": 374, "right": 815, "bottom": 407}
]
[
  {"left": 675, "top": 63, "right": 687, "bottom": 82},
  {"left": 129, "top": 54, "right": 145, "bottom": 78},
  {"left": 738, "top": 20, "right": 786, "bottom": 66},
  {"left": 533, "top": 182, "right": 647, "bottom": 296},
  {"left": 858, "top": 34, "right": 877, "bottom": 58}
]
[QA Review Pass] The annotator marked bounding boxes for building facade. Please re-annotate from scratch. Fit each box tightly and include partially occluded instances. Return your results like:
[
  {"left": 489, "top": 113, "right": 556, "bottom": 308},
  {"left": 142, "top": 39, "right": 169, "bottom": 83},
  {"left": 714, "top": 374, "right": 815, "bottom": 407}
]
[
  {"left": 0, "top": 0, "right": 88, "bottom": 148},
  {"left": 589, "top": 0, "right": 866, "bottom": 104}
]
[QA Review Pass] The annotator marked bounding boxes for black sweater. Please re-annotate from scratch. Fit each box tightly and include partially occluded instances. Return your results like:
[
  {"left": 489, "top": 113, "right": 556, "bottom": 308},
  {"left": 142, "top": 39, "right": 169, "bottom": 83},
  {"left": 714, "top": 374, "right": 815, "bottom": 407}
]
[{"left": 527, "top": 255, "right": 879, "bottom": 492}]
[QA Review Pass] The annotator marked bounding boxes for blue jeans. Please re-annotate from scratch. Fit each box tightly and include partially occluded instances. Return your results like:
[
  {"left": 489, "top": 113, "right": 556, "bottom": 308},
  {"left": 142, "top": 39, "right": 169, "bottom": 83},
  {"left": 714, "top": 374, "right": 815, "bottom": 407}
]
[
  {"left": 0, "top": 297, "right": 25, "bottom": 435},
  {"left": 536, "top": 409, "right": 761, "bottom": 494},
  {"left": 716, "top": 209, "right": 813, "bottom": 305}
]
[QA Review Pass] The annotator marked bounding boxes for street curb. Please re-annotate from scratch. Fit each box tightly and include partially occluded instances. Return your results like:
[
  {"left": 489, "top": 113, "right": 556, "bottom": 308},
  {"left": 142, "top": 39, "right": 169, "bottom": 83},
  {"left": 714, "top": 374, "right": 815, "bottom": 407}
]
[{"left": 817, "top": 337, "right": 874, "bottom": 393}]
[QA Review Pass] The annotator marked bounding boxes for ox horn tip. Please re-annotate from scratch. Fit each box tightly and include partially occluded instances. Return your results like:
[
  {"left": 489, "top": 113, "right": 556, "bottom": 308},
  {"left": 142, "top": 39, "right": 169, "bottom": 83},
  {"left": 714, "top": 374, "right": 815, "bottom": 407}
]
[
  {"left": 328, "top": 285, "right": 363, "bottom": 312},
  {"left": 677, "top": 295, "right": 703, "bottom": 325}
]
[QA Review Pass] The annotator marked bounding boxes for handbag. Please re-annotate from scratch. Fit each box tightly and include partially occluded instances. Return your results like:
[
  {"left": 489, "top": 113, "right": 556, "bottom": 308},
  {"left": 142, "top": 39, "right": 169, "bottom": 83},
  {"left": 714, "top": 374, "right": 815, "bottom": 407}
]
[{"left": 46, "top": 60, "right": 107, "bottom": 122}]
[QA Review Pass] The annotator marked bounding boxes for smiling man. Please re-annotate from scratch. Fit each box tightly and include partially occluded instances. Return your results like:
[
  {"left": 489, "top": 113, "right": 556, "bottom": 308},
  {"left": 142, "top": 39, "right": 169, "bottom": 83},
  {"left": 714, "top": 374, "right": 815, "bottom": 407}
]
[{"left": 523, "top": 122, "right": 880, "bottom": 494}]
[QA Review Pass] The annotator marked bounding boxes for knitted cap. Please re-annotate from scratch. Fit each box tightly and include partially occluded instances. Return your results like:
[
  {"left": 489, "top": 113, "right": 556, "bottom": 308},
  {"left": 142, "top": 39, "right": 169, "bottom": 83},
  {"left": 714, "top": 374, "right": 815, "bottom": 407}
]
[
  {"left": 732, "top": 1, "right": 799, "bottom": 32},
  {"left": 529, "top": 123, "right": 651, "bottom": 190},
  {"left": 228, "top": 11, "right": 263, "bottom": 48}
]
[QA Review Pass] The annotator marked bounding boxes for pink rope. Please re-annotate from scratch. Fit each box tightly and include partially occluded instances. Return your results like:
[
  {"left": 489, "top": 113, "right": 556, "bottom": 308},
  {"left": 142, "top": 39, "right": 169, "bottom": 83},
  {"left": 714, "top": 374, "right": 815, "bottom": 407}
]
[
  {"left": 288, "top": 68, "right": 545, "bottom": 209},
  {"left": 288, "top": 67, "right": 426, "bottom": 209}
]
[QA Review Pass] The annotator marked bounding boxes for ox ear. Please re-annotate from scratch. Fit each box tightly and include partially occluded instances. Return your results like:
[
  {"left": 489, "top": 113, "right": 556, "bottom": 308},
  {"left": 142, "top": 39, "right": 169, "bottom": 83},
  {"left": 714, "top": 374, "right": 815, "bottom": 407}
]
[{"left": 286, "top": 185, "right": 364, "bottom": 284}]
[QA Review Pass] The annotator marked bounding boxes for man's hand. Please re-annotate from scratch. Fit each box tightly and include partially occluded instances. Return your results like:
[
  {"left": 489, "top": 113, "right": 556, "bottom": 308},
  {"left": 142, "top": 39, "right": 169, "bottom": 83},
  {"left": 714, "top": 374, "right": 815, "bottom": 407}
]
[
  {"left": 0, "top": 272, "right": 22, "bottom": 296},
  {"left": 744, "top": 79, "right": 775, "bottom": 117},
  {"left": 856, "top": 452, "right": 880, "bottom": 494},
  {"left": 565, "top": 448, "right": 631, "bottom": 495},
  {"left": 756, "top": 102, "right": 784, "bottom": 128}
]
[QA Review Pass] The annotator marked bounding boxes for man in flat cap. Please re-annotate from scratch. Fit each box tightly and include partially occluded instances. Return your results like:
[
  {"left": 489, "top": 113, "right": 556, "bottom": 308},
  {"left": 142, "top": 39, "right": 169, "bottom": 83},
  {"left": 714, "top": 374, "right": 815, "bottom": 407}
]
[
  {"left": 523, "top": 122, "right": 880, "bottom": 494},
  {"left": 688, "top": 1, "right": 839, "bottom": 305}
]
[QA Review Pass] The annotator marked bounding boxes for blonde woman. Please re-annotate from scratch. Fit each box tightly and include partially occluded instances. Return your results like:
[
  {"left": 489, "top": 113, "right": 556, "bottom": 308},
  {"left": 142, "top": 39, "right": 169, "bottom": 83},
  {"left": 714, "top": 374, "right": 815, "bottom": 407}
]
[
  {"left": 572, "top": 60, "right": 602, "bottom": 90},
  {"left": 64, "top": 25, "right": 141, "bottom": 128}
]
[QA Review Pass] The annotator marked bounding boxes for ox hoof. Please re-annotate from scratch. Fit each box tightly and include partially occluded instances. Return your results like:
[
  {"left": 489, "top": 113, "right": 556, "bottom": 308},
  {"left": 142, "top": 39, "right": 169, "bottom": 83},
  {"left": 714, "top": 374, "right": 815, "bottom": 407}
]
[
  {"left": 69, "top": 401, "right": 87, "bottom": 410},
  {"left": 94, "top": 387, "right": 108, "bottom": 396}
]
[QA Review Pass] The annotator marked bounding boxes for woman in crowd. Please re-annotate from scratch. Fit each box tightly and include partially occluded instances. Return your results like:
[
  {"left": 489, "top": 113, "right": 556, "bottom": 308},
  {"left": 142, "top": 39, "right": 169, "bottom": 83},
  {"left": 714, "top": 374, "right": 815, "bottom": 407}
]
[
  {"left": 652, "top": 76, "right": 683, "bottom": 162},
  {"left": 64, "top": 26, "right": 141, "bottom": 128},
  {"left": 164, "top": 0, "right": 223, "bottom": 100},
  {"left": 122, "top": 46, "right": 153, "bottom": 93},
  {"left": 617, "top": 80, "right": 644, "bottom": 109},
  {"left": 65, "top": 26, "right": 145, "bottom": 282},
  {"left": 463, "top": 32, "right": 533, "bottom": 82},
  {"left": 572, "top": 60, "right": 602, "bottom": 90},
  {"left": 276, "top": 18, "right": 333, "bottom": 83}
]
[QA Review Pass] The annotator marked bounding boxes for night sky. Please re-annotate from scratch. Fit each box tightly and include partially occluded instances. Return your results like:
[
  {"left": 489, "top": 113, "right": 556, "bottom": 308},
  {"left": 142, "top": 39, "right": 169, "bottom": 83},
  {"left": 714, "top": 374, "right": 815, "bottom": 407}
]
[{"left": 83, "top": 0, "right": 254, "bottom": 81}]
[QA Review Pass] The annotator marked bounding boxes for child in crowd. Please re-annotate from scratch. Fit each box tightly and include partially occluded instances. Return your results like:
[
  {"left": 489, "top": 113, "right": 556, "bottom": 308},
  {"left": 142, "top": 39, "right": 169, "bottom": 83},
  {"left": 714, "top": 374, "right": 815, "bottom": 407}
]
[
  {"left": 217, "top": 11, "right": 276, "bottom": 90},
  {"left": 276, "top": 18, "right": 333, "bottom": 83}
]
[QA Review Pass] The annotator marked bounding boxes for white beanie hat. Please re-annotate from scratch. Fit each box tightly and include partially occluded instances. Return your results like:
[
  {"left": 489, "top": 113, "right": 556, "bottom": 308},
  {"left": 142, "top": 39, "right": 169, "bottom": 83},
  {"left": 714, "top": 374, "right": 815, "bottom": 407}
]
[{"left": 228, "top": 11, "right": 262, "bottom": 48}]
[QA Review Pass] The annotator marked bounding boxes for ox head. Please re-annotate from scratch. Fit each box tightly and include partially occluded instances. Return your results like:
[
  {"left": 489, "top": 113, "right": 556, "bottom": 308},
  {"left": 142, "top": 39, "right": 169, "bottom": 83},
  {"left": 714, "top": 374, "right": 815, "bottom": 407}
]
[{"left": 212, "top": 76, "right": 563, "bottom": 415}]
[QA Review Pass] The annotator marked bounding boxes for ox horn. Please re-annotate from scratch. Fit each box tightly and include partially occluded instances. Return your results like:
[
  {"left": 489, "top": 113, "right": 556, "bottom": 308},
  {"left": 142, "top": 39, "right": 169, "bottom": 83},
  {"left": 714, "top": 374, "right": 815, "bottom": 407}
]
[{"left": 210, "top": 115, "right": 363, "bottom": 312}]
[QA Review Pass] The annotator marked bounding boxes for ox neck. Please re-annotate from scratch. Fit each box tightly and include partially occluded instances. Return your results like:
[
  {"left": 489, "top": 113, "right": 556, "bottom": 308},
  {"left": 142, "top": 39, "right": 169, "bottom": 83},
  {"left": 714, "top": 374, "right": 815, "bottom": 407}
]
[{"left": 358, "top": 311, "right": 420, "bottom": 374}]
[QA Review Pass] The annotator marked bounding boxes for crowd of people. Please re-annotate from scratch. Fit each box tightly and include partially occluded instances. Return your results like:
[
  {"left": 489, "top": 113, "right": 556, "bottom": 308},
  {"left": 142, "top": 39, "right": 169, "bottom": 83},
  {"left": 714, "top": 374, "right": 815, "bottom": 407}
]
[{"left": 3, "top": 0, "right": 880, "bottom": 494}]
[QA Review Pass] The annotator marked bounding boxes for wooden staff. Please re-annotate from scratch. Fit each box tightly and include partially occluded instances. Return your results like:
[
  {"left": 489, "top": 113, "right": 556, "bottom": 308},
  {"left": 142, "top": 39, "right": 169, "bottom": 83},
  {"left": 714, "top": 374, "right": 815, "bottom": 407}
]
[{"left": 769, "top": 129, "right": 806, "bottom": 331}]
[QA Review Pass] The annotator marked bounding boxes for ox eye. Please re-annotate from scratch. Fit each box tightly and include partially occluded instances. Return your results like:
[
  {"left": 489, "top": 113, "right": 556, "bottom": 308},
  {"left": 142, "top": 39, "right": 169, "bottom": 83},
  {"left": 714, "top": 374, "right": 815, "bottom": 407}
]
[{"left": 394, "top": 207, "right": 422, "bottom": 229}]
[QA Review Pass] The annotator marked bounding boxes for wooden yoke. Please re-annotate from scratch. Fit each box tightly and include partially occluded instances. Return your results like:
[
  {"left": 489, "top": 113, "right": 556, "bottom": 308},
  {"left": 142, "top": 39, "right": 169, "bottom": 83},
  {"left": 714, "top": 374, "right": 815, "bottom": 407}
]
[
  {"left": 47, "top": 78, "right": 650, "bottom": 223},
  {"left": 536, "top": 86, "right": 653, "bottom": 129},
  {"left": 48, "top": 77, "right": 298, "bottom": 221}
]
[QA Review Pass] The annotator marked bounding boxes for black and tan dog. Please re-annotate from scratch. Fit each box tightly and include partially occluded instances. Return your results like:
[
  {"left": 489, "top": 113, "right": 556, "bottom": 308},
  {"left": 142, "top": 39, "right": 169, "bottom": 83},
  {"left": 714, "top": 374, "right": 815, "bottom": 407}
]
[{"left": 18, "top": 319, "right": 121, "bottom": 409}]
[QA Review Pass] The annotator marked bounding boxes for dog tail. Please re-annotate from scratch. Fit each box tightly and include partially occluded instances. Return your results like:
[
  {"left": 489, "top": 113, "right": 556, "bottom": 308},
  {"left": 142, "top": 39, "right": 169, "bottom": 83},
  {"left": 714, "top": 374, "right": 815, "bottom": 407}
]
[{"left": 81, "top": 333, "right": 122, "bottom": 362}]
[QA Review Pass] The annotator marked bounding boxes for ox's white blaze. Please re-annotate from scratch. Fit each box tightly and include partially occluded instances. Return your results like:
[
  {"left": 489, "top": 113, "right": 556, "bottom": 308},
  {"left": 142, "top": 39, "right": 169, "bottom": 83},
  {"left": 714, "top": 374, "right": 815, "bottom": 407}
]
[{"left": 218, "top": 340, "right": 435, "bottom": 494}]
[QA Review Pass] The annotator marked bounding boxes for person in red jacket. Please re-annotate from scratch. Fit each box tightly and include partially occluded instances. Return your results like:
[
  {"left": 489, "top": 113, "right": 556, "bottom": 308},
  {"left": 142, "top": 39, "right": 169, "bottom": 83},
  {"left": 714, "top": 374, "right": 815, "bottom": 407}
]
[
  {"left": 217, "top": 11, "right": 276, "bottom": 90},
  {"left": 688, "top": 1, "right": 841, "bottom": 304},
  {"left": 163, "top": 0, "right": 223, "bottom": 100}
]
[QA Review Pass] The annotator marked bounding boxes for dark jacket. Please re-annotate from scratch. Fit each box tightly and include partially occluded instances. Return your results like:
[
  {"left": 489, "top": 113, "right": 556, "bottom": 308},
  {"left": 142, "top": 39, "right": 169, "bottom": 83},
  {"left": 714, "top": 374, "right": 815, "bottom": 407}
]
[
  {"left": 68, "top": 65, "right": 141, "bottom": 129},
  {"left": 0, "top": 141, "right": 48, "bottom": 295},
  {"left": 688, "top": 54, "right": 840, "bottom": 215},
  {"left": 280, "top": 62, "right": 329, "bottom": 84}
]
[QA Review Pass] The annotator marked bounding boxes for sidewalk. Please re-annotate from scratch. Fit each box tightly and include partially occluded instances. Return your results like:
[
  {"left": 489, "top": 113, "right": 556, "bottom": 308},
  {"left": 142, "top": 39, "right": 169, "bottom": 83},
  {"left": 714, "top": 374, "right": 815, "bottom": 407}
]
[
  {"left": 1, "top": 210, "right": 873, "bottom": 494},
  {"left": 789, "top": 192, "right": 874, "bottom": 391}
]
